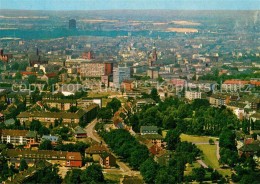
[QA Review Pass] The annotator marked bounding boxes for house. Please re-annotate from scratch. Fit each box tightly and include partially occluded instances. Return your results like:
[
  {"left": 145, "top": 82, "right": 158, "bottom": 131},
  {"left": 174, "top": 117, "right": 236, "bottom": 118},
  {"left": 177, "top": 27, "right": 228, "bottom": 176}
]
[
  {"left": 209, "top": 94, "right": 227, "bottom": 106},
  {"left": 136, "top": 98, "right": 156, "bottom": 108},
  {"left": 41, "top": 135, "right": 59, "bottom": 146},
  {"left": 120, "top": 176, "right": 144, "bottom": 184},
  {"left": 17, "top": 105, "right": 98, "bottom": 127},
  {"left": 113, "top": 118, "right": 124, "bottom": 129},
  {"left": 44, "top": 98, "right": 77, "bottom": 111},
  {"left": 149, "top": 144, "right": 162, "bottom": 155},
  {"left": 6, "top": 149, "right": 82, "bottom": 167},
  {"left": 85, "top": 144, "right": 108, "bottom": 161},
  {"left": 140, "top": 126, "right": 158, "bottom": 135},
  {"left": 66, "top": 152, "right": 82, "bottom": 167},
  {"left": 0, "top": 129, "right": 28, "bottom": 145},
  {"left": 238, "top": 141, "right": 260, "bottom": 158},
  {"left": 185, "top": 91, "right": 202, "bottom": 100},
  {"left": 24, "top": 131, "right": 39, "bottom": 149},
  {"left": 100, "top": 152, "right": 116, "bottom": 168},
  {"left": 3, "top": 118, "right": 15, "bottom": 126},
  {"left": 142, "top": 134, "right": 163, "bottom": 147},
  {"left": 74, "top": 126, "right": 87, "bottom": 138},
  {"left": 121, "top": 80, "right": 135, "bottom": 91}
]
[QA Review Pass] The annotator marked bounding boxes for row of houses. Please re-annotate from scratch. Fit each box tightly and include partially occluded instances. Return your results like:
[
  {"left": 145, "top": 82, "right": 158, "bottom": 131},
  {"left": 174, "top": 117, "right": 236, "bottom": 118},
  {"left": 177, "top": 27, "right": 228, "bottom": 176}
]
[
  {"left": 17, "top": 104, "right": 98, "bottom": 127},
  {"left": 6, "top": 149, "right": 82, "bottom": 168}
]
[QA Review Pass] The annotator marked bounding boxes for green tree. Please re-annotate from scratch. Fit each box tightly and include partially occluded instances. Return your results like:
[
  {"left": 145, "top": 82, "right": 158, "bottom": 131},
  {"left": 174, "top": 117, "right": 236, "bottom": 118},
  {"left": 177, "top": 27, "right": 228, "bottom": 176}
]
[
  {"left": 107, "top": 98, "right": 121, "bottom": 114},
  {"left": 19, "top": 159, "right": 28, "bottom": 171},
  {"left": 165, "top": 128, "right": 181, "bottom": 150},
  {"left": 38, "top": 126, "right": 50, "bottom": 136},
  {"left": 192, "top": 167, "right": 206, "bottom": 182},
  {"left": 39, "top": 140, "right": 53, "bottom": 150},
  {"left": 140, "top": 158, "right": 158, "bottom": 184},
  {"left": 30, "top": 119, "right": 42, "bottom": 131},
  {"left": 150, "top": 87, "right": 160, "bottom": 102}
]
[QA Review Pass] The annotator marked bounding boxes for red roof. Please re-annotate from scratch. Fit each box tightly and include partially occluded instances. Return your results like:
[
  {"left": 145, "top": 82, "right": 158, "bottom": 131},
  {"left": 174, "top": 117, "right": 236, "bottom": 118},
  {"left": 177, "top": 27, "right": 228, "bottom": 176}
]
[
  {"left": 20, "top": 72, "right": 37, "bottom": 75},
  {"left": 45, "top": 73, "right": 58, "bottom": 78},
  {"left": 66, "top": 152, "right": 82, "bottom": 161},
  {"left": 223, "top": 80, "right": 260, "bottom": 86},
  {"left": 223, "top": 80, "right": 249, "bottom": 85}
]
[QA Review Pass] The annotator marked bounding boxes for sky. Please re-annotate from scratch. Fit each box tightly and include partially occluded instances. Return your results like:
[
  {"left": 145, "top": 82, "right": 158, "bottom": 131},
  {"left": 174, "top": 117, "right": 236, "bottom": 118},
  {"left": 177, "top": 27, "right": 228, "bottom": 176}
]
[{"left": 0, "top": 0, "right": 259, "bottom": 11}]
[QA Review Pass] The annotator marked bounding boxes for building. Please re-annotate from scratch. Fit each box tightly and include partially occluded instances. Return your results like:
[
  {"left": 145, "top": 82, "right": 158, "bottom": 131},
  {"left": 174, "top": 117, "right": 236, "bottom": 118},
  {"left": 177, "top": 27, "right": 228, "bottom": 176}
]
[
  {"left": 100, "top": 152, "right": 116, "bottom": 168},
  {"left": 6, "top": 149, "right": 82, "bottom": 167},
  {"left": 74, "top": 126, "right": 87, "bottom": 138},
  {"left": 44, "top": 98, "right": 77, "bottom": 111},
  {"left": 69, "top": 19, "right": 76, "bottom": 29},
  {"left": 113, "top": 66, "right": 131, "bottom": 89},
  {"left": 85, "top": 144, "right": 108, "bottom": 161},
  {"left": 136, "top": 98, "right": 156, "bottom": 108},
  {"left": 41, "top": 135, "right": 59, "bottom": 145},
  {"left": 185, "top": 91, "right": 202, "bottom": 100},
  {"left": 17, "top": 105, "right": 98, "bottom": 127},
  {"left": 140, "top": 126, "right": 158, "bottom": 135},
  {"left": 82, "top": 51, "right": 95, "bottom": 60},
  {"left": 1, "top": 129, "right": 28, "bottom": 145},
  {"left": 147, "top": 68, "right": 159, "bottom": 79},
  {"left": 80, "top": 62, "right": 113, "bottom": 77},
  {"left": 0, "top": 49, "right": 13, "bottom": 63},
  {"left": 209, "top": 94, "right": 227, "bottom": 106},
  {"left": 121, "top": 80, "right": 135, "bottom": 91}
]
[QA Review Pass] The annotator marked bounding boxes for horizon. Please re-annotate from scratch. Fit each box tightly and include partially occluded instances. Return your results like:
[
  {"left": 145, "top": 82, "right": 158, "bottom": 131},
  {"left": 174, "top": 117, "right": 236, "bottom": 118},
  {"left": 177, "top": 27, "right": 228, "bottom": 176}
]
[{"left": 0, "top": 0, "right": 259, "bottom": 11}]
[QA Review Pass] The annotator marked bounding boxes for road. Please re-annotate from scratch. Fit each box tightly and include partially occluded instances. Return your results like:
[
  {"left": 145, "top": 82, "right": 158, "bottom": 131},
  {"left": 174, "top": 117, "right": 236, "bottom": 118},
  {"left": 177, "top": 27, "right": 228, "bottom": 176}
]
[{"left": 85, "top": 119, "right": 139, "bottom": 176}]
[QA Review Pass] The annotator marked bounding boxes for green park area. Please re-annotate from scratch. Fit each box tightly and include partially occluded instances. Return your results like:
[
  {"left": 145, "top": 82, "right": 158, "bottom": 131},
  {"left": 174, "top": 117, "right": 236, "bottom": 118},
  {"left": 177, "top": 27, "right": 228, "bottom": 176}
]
[{"left": 180, "top": 134, "right": 218, "bottom": 143}]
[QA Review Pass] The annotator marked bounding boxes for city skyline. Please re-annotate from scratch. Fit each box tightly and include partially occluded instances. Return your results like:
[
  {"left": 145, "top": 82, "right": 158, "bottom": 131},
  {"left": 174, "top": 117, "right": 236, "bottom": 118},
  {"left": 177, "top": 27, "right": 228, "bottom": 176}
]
[{"left": 0, "top": 0, "right": 259, "bottom": 11}]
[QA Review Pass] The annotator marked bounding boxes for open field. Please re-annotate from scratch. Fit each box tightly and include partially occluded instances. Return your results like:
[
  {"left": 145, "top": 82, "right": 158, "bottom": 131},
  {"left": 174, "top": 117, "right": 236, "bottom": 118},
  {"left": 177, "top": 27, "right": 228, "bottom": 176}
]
[
  {"left": 180, "top": 134, "right": 218, "bottom": 143},
  {"left": 196, "top": 144, "right": 232, "bottom": 177},
  {"left": 166, "top": 28, "right": 198, "bottom": 33},
  {"left": 104, "top": 173, "right": 122, "bottom": 184},
  {"left": 172, "top": 20, "right": 201, "bottom": 26}
]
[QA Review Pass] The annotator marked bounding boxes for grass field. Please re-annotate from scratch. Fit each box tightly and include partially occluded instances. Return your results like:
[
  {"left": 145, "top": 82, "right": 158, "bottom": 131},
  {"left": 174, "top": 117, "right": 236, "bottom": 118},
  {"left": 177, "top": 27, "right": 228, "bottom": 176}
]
[
  {"left": 196, "top": 144, "right": 232, "bottom": 177},
  {"left": 180, "top": 134, "right": 218, "bottom": 143},
  {"left": 104, "top": 173, "right": 122, "bottom": 184}
]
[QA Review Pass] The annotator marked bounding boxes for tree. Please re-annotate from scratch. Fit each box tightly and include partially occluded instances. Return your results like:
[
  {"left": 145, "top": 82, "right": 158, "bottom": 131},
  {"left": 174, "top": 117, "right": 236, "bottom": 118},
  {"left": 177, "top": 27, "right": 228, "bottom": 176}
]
[
  {"left": 19, "top": 159, "right": 28, "bottom": 171},
  {"left": 28, "top": 75, "right": 37, "bottom": 84},
  {"left": 165, "top": 128, "right": 181, "bottom": 150},
  {"left": 50, "top": 107, "right": 60, "bottom": 112},
  {"left": 192, "top": 167, "right": 205, "bottom": 182},
  {"left": 80, "top": 164, "right": 104, "bottom": 183},
  {"left": 15, "top": 72, "right": 22, "bottom": 79},
  {"left": 39, "top": 140, "right": 53, "bottom": 150},
  {"left": 209, "top": 138, "right": 215, "bottom": 145},
  {"left": 30, "top": 119, "right": 42, "bottom": 131},
  {"left": 38, "top": 126, "right": 50, "bottom": 136},
  {"left": 140, "top": 158, "right": 158, "bottom": 184},
  {"left": 68, "top": 106, "right": 78, "bottom": 113},
  {"left": 150, "top": 87, "right": 160, "bottom": 102},
  {"left": 106, "top": 98, "right": 121, "bottom": 114},
  {"left": 97, "top": 108, "right": 112, "bottom": 122}
]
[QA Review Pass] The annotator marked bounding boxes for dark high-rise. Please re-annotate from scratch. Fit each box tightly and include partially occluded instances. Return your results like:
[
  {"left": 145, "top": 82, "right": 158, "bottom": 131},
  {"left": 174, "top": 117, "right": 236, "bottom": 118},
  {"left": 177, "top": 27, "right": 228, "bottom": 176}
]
[{"left": 69, "top": 19, "right": 76, "bottom": 29}]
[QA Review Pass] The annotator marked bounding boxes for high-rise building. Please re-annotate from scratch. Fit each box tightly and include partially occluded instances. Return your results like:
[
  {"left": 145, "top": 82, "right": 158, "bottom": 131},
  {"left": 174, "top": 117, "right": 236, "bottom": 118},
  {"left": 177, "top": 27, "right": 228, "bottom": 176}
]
[
  {"left": 80, "top": 62, "right": 113, "bottom": 77},
  {"left": 113, "top": 66, "right": 131, "bottom": 89},
  {"left": 82, "top": 51, "right": 95, "bottom": 60},
  {"left": 69, "top": 19, "right": 76, "bottom": 29}
]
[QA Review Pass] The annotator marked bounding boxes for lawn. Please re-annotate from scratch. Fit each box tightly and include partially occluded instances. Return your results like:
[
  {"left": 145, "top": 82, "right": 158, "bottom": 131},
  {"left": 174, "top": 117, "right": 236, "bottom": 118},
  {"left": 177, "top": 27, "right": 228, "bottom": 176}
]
[
  {"left": 104, "top": 173, "right": 122, "bottom": 184},
  {"left": 196, "top": 144, "right": 232, "bottom": 177},
  {"left": 180, "top": 134, "right": 218, "bottom": 143}
]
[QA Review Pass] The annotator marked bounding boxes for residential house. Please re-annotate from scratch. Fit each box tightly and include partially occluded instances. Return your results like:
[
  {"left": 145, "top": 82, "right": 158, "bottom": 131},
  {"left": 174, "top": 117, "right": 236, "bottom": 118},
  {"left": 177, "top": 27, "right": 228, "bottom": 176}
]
[
  {"left": 41, "top": 135, "right": 59, "bottom": 146},
  {"left": 121, "top": 80, "right": 135, "bottom": 91},
  {"left": 44, "top": 98, "right": 77, "bottom": 111},
  {"left": 6, "top": 149, "right": 82, "bottom": 167},
  {"left": 140, "top": 126, "right": 158, "bottom": 135},
  {"left": 1, "top": 129, "right": 28, "bottom": 145},
  {"left": 238, "top": 141, "right": 260, "bottom": 158},
  {"left": 85, "top": 144, "right": 108, "bottom": 161},
  {"left": 185, "top": 91, "right": 202, "bottom": 101},
  {"left": 100, "top": 152, "right": 116, "bottom": 168},
  {"left": 136, "top": 98, "right": 156, "bottom": 108},
  {"left": 74, "top": 126, "right": 87, "bottom": 138},
  {"left": 142, "top": 134, "right": 163, "bottom": 147}
]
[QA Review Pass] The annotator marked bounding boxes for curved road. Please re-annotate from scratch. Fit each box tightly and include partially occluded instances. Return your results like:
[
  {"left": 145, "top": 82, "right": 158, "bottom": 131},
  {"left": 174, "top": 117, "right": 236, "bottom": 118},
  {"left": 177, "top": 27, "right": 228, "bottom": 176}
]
[{"left": 85, "top": 119, "right": 139, "bottom": 176}]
